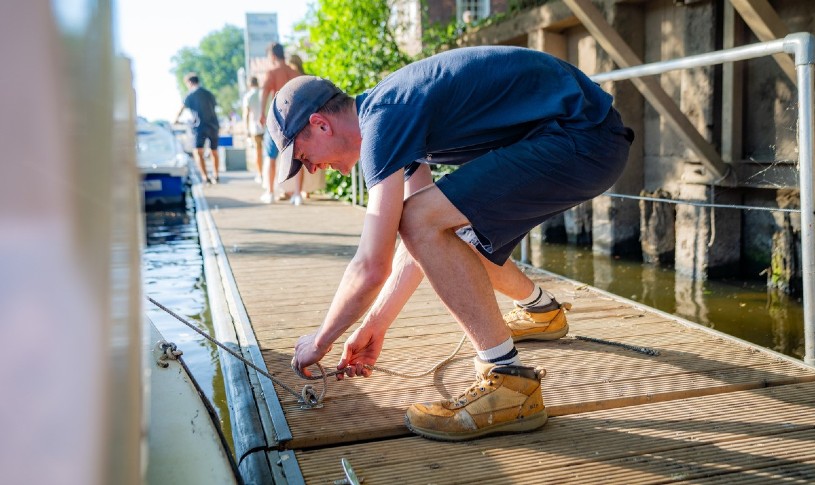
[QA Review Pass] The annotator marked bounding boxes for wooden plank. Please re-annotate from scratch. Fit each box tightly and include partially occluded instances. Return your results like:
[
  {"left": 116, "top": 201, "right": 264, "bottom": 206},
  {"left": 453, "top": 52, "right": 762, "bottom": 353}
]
[
  {"left": 296, "top": 382, "right": 815, "bottom": 484},
  {"left": 269, "top": 360, "right": 815, "bottom": 449},
  {"left": 204, "top": 174, "right": 815, "bottom": 480},
  {"left": 728, "top": 0, "right": 796, "bottom": 83},
  {"left": 562, "top": 0, "right": 729, "bottom": 179},
  {"left": 247, "top": 306, "right": 815, "bottom": 448}
]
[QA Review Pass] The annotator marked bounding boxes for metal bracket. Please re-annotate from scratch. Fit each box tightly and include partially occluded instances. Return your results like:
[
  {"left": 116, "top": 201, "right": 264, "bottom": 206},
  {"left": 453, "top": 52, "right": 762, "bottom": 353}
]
[{"left": 298, "top": 385, "right": 324, "bottom": 409}]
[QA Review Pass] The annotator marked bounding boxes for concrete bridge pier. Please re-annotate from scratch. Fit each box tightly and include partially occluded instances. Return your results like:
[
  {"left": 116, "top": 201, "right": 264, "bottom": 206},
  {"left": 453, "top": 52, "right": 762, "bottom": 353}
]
[
  {"left": 592, "top": 0, "right": 645, "bottom": 258},
  {"left": 675, "top": 183, "right": 742, "bottom": 279},
  {"left": 564, "top": 202, "right": 592, "bottom": 245}
]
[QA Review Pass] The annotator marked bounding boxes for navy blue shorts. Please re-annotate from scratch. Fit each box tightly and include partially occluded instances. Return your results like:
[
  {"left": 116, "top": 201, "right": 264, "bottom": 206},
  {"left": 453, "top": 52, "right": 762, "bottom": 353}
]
[
  {"left": 436, "top": 108, "right": 633, "bottom": 265},
  {"left": 263, "top": 130, "right": 279, "bottom": 158},
  {"left": 194, "top": 127, "right": 219, "bottom": 149}
]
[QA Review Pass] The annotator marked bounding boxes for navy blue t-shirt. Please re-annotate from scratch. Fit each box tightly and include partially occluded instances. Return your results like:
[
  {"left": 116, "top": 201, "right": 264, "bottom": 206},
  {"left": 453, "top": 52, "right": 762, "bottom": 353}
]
[
  {"left": 355, "top": 46, "right": 613, "bottom": 187},
  {"left": 183, "top": 86, "right": 219, "bottom": 132}
]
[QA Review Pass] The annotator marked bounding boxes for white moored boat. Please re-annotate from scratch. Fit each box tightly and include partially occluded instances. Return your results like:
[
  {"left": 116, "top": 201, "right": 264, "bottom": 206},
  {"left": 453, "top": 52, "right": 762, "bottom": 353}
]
[{"left": 137, "top": 119, "right": 192, "bottom": 207}]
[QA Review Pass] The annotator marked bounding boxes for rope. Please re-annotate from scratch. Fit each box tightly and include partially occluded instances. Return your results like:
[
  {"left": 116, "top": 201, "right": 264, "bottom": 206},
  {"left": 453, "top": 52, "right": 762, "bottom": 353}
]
[
  {"left": 291, "top": 334, "right": 468, "bottom": 380},
  {"left": 147, "top": 296, "right": 468, "bottom": 408},
  {"left": 147, "top": 296, "right": 318, "bottom": 406},
  {"left": 573, "top": 335, "right": 660, "bottom": 356},
  {"left": 148, "top": 298, "right": 659, "bottom": 409},
  {"left": 157, "top": 340, "right": 183, "bottom": 367},
  {"left": 603, "top": 191, "right": 800, "bottom": 213}
]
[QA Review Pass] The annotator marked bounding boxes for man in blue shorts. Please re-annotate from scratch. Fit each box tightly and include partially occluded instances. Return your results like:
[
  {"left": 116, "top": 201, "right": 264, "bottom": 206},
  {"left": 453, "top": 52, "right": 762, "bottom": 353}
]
[
  {"left": 272, "top": 47, "right": 633, "bottom": 441},
  {"left": 258, "top": 43, "right": 302, "bottom": 204},
  {"left": 175, "top": 73, "right": 220, "bottom": 184},
  {"left": 260, "top": 131, "right": 279, "bottom": 202}
]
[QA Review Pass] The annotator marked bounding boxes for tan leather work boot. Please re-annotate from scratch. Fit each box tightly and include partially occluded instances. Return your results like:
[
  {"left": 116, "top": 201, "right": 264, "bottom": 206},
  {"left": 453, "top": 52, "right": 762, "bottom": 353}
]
[
  {"left": 404, "top": 358, "right": 547, "bottom": 441},
  {"left": 503, "top": 300, "right": 572, "bottom": 342}
]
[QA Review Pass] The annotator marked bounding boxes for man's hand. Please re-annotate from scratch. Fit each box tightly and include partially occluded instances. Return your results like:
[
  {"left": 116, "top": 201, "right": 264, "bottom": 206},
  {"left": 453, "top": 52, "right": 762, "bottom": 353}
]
[
  {"left": 292, "top": 333, "right": 332, "bottom": 378},
  {"left": 336, "top": 324, "right": 386, "bottom": 379},
  {"left": 259, "top": 114, "right": 266, "bottom": 126}
]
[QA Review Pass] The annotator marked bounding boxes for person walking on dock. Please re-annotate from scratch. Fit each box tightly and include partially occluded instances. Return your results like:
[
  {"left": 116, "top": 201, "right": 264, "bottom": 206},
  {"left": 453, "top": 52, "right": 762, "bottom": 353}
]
[
  {"left": 174, "top": 73, "right": 220, "bottom": 184},
  {"left": 275, "top": 47, "right": 634, "bottom": 441},
  {"left": 258, "top": 43, "right": 303, "bottom": 205},
  {"left": 242, "top": 76, "right": 265, "bottom": 184}
]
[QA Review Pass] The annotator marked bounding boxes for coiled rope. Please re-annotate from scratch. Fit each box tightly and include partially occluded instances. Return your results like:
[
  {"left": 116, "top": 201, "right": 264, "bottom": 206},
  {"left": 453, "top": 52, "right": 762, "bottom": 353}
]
[
  {"left": 147, "top": 296, "right": 467, "bottom": 408},
  {"left": 148, "top": 297, "right": 659, "bottom": 407},
  {"left": 290, "top": 335, "right": 468, "bottom": 380}
]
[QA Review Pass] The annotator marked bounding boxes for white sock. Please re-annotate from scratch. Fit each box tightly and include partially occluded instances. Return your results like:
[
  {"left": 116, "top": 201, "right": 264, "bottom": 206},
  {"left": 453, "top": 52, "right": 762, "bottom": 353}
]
[
  {"left": 513, "top": 285, "right": 553, "bottom": 308},
  {"left": 476, "top": 337, "right": 522, "bottom": 366}
]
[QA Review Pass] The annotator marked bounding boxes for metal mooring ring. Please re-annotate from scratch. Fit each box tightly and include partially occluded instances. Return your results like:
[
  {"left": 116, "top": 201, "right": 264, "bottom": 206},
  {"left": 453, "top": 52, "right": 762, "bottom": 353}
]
[{"left": 300, "top": 384, "right": 323, "bottom": 409}]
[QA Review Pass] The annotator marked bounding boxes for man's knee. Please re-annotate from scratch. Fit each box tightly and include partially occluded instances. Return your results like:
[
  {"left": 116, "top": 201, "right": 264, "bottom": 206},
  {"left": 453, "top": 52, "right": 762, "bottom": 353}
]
[
  {"left": 399, "top": 196, "right": 424, "bottom": 249},
  {"left": 399, "top": 188, "right": 462, "bottom": 249}
]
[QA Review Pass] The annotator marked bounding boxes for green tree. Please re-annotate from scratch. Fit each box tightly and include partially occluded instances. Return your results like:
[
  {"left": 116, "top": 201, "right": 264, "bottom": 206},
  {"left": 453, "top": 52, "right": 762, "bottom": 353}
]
[
  {"left": 297, "top": 0, "right": 506, "bottom": 199},
  {"left": 300, "top": 0, "right": 410, "bottom": 95},
  {"left": 298, "top": 0, "right": 411, "bottom": 200},
  {"left": 170, "top": 25, "right": 245, "bottom": 116}
]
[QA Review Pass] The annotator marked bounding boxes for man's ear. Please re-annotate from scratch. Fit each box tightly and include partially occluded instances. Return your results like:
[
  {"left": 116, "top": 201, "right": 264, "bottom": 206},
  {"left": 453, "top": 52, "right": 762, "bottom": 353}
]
[{"left": 308, "top": 113, "right": 332, "bottom": 134}]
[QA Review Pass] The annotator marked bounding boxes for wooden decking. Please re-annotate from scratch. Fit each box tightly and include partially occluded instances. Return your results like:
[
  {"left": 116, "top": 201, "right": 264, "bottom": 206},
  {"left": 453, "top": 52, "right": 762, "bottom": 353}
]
[{"left": 203, "top": 172, "right": 815, "bottom": 484}]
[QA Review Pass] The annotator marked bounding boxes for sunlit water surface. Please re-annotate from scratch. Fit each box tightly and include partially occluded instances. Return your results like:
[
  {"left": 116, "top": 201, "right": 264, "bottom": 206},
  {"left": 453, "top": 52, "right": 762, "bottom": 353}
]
[
  {"left": 525, "top": 238, "right": 805, "bottom": 361},
  {"left": 142, "top": 199, "right": 233, "bottom": 452}
]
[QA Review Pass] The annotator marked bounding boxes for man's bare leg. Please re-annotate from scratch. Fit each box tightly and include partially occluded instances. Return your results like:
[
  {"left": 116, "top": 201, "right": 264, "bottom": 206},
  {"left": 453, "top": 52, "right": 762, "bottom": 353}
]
[
  {"left": 210, "top": 147, "right": 220, "bottom": 181},
  {"left": 291, "top": 169, "right": 304, "bottom": 205},
  {"left": 254, "top": 138, "right": 263, "bottom": 179},
  {"left": 399, "top": 186, "right": 509, "bottom": 351},
  {"left": 260, "top": 156, "right": 277, "bottom": 203},
  {"left": 194, "top": 148, "right": 209, "bottom": 182},
  {"left": 475, "top": 251, "right": 535, "bottom": 301},
  {"left": 400, "top": 185, "right": 548, "bottom": 441}
]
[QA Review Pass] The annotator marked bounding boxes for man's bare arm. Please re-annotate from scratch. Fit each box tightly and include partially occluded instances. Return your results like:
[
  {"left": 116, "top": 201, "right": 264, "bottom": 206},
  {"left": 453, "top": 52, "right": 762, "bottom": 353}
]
[
  {"left": 259, "top": 72, "right": 276, "bottom": 126},
  {"left": 360, "top": 164, "right": 433, "bottom": 331},
  {"left": 173, "top": 104, "right": 185, "bottom": 124},
  {"left": 292, "top": 169, "right": 406, "bottom": 375},
  {"left": 242, "top": 103, "right": 250, "bottom": 134},
  {"left": 334, "top": 165, "right": 435, "bottom": 377}
]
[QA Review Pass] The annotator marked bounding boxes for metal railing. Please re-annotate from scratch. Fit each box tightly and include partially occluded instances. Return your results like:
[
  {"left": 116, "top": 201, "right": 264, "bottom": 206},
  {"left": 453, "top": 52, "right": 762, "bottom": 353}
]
[
  {"left": 587, "top": 32, "right": 815, "bottom": 366},
  {"left": 350, "top": 165, "right": 366, "bottom": 207}
]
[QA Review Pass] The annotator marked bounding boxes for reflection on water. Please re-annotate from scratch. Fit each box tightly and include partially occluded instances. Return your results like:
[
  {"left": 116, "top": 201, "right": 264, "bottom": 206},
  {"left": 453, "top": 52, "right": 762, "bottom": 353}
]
[
  {"left": 527, "top": 238, "right": 805, "bottom": 361},
  {"left": 142, "top": 199, "right": 233, "bottom": 452}
]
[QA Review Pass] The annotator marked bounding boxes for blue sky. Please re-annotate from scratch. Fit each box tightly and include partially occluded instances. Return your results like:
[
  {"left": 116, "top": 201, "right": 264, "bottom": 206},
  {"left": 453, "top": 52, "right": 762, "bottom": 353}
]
[{"left": 116, "top": 0, "right": 311, "bottom": 122}]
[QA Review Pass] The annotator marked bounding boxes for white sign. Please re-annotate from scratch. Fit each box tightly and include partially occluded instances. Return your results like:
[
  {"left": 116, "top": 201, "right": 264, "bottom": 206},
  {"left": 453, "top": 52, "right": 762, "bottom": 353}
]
[{"left": 245, "top": 13, "right": 279, "bottom": 72}]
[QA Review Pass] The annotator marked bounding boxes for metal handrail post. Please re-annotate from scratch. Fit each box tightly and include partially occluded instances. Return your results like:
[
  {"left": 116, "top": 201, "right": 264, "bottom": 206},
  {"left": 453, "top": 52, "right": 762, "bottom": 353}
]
[
  {"left": 358, "top": 162, "right": 366, "bottom": 206},
  {"left": 351, "top": 165, "right": 358, "bottom": 206},
  {"left": 520, "top": 233, "right": 531, "bottom": 264},
  {"left": 788, "top": 34, "right": 815, "bottom": 366}
]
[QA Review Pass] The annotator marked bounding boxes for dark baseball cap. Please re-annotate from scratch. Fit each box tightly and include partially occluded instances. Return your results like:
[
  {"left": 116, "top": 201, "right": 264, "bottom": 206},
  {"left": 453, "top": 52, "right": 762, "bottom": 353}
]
[{"left": 266, "top": 76, "right": 342, "bottom": 181}]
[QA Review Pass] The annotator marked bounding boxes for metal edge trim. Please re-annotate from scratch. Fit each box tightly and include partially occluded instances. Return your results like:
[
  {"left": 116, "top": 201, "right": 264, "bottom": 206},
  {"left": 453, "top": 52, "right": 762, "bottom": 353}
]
[
  {"left": 192, "top": 184, "right": 274, "bottom": 483},
  {"left": 267, "top": 450, "right": 306, "bottom": 485},
  {"left": 192, "top": 182, "right": 293, "bottom": 444}
]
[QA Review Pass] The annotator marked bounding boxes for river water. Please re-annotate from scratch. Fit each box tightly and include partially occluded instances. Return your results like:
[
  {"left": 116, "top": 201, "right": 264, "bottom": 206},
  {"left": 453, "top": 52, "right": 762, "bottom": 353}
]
[
  {"left": 142, "top": 199, "right": 233, "bottom": 452},
  {"left": 524, "top": 236, "right": 806, "bottom": 361}
]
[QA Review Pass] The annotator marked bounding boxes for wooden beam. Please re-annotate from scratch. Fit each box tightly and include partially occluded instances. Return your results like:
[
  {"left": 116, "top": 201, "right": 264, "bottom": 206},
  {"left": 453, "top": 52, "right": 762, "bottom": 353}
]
[
  {"left": 721, "top": 1, "right": 744, "bottom": 163},
  {"left": 562, "top": 0, "right": 729, "bottom": 180},
  {"left": 728, "top": 0, "right": 796, "bottom": 83},
  {"left": 459, "top": 1, "right": 577, "bottom": 47},
  {"left": 543, "top": 31, "right": 568, "bottom": 60}
]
